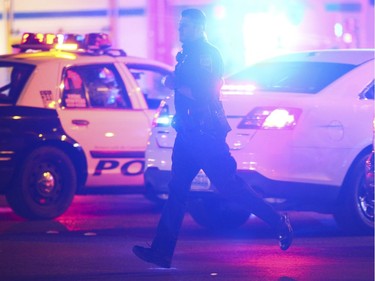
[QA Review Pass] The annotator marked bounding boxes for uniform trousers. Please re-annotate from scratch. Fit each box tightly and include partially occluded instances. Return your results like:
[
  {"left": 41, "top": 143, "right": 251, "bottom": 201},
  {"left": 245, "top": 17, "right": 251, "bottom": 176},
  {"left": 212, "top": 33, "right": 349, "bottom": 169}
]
[{"left": 151, "top": 131, "right": 281, "bottom": 260}]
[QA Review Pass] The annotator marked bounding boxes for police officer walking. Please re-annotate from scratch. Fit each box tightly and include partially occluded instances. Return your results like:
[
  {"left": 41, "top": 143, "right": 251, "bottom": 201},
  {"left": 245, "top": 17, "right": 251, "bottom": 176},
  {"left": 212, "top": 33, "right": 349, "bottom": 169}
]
[{"left": 133, "top": 8, "right": 293, "bottom": 269}]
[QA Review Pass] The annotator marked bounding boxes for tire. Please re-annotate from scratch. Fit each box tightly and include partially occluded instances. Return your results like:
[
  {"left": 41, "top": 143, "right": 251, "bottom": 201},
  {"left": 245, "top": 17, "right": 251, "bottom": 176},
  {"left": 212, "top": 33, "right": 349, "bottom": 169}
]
[
  {"left": 188, "top": 194, "right": 251, "bottom": 230},
  {"left": 144, "top": 183, "right": 168, "bottom": 208},
  {"left": 334, "top": 152, "right": 374, "bottom": 234},
  {"left": 5, "top": 146, "right": 77, "bottom": 220}
]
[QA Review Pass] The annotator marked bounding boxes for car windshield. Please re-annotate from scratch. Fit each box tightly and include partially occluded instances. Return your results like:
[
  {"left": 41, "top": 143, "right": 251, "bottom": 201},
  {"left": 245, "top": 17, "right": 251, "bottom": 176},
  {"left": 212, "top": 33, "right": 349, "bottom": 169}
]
[
  {"left": 0, "top": 63, "right": 35, "bottom": 104},
  {"left": 126, "top": 63, "right": 173, "bottom": 109},
  {"left": 226, "top": 62, "right": 356, "bottom": 94}
]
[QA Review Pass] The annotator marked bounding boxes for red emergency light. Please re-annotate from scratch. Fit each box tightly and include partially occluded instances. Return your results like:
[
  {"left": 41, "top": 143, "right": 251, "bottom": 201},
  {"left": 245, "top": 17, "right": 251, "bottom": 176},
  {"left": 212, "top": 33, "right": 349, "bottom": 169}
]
[
  {"left": 13, "top": 33, "right": 55, "bottom": 51},
  {"left": 85, "top": 33, "right": 112, "bottom": 50}
]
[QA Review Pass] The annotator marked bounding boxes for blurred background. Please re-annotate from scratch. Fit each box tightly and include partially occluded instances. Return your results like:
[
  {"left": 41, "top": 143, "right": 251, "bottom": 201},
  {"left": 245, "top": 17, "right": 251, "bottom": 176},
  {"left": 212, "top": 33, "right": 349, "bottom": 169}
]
[{"left": 0, "top": 0, "right": 374, "bottom": 74}]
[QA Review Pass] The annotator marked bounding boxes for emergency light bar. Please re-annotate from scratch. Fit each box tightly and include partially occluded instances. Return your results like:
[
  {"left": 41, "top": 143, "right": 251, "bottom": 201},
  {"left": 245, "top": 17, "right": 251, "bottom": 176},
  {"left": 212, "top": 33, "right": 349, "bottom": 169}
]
[
  {"left": 85, "top": 33, "right": 111, "bottom": 50},
  {"left": 55, "top": 34, "right": 85, "bottom": 50},
  {"left": 13, "top": 33, "right": 55, "bottom": 51},
  {"left": 12, "top": 32, "right": 114, "bottom": 53}
]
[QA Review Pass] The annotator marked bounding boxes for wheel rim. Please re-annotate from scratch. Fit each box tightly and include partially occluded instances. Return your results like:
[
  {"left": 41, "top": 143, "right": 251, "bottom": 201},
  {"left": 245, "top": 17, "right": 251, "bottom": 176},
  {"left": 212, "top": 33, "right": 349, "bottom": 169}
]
[
  {"left": 38, "top": 171, "right": 55, "bottom": 195},
  {"left": 357, "top": 175, "right": 374, "bottom": 223},
  {"left": 28, "top": 162, "right": 62, "bottom": 206}
]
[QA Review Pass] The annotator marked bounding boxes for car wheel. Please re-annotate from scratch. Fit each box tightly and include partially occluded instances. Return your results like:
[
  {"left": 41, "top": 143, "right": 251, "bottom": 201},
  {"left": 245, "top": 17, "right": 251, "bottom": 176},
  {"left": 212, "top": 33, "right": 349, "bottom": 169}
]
[
  {"left": 188, "top": 194, "right": 251, "bottom": 230},
  {"left": 6, "top": 146, "right": 77, "bottom": 220},
  {"left": 334, "top": 152, "right": 374, "bottom": 234},
  {"left": 144, "top": 183, "right": 168, "bottom": 207}
]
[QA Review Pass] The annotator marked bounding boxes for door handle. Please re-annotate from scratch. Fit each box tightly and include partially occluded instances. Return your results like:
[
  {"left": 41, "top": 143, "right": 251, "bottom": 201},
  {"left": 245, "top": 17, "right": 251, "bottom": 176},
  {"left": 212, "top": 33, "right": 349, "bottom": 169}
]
[{"left": 72, "top": 119, "right": 89, "bottom": 126}]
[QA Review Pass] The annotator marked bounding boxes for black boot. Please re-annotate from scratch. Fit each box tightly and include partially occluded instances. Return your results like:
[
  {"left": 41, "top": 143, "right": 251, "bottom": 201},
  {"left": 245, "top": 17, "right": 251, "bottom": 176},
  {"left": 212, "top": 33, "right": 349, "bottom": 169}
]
[{"left": 132, "top": 245, "right": 172, "bottom": 268}]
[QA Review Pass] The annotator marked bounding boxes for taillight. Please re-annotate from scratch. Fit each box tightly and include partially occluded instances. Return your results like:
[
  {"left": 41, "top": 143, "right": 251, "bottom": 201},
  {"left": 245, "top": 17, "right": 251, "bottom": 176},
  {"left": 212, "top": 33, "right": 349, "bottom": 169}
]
[
  {"left": 152, "top": 101, "right": 173, "bottom": 127},
  {"left": 238, "top": 107, "right": 301, "bottom": 129}
]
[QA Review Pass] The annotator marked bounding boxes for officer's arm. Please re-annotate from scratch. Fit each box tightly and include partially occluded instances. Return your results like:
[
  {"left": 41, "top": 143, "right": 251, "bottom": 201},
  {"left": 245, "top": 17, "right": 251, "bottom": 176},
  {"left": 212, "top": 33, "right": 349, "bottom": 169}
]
[
  {"left": 189, "top": 51, "right": 223, "bottom": 101},
  {"left": 164, "top": 74, "right": 195, "bottom": 100}
]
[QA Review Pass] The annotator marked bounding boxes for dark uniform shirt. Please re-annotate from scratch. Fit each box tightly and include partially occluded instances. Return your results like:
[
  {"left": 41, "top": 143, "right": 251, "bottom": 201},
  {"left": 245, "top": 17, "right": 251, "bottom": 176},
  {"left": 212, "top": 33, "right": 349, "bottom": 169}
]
[{"left": 172, "top": 37, "right": 231, "bottom": 136}]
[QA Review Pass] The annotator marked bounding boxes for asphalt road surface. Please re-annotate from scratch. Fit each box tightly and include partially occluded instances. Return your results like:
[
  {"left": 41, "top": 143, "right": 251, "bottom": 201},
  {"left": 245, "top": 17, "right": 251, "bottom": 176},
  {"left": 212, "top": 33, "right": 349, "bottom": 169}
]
[{"left": 0, "top": 194, "right": 373, "bottom": 281}]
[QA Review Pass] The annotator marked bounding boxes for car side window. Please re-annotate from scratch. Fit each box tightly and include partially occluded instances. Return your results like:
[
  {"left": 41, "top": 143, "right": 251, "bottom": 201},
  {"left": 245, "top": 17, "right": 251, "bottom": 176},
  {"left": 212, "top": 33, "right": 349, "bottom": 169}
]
[
  {"left": 61, "top": 64, "right": 131, "bottom": 109},
  {"left": 126, "top": 64, "right": 173, "bottom": 109},
  {"left": 61, "top": 69, "right": 87, "bottom": 108},
  {"left": 359, "top": 80, "right": 374, "bottom": 100},
  {"left": 0, "top": 63, "right": 35, "bottom": 104}
]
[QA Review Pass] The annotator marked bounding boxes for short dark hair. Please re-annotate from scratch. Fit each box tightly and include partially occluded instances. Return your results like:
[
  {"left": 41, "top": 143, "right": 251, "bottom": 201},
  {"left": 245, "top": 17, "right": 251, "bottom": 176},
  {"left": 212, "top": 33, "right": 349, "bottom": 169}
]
[{"left": 181, "top": 8, "right": 206, "bottom": 27}]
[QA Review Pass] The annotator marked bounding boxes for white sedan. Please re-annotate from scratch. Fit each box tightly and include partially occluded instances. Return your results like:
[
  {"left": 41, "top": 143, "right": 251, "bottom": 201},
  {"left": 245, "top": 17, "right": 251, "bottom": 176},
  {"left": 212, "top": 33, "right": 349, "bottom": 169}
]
[{"left": 145, "top": 49, "right": 374, "bottom": 233}]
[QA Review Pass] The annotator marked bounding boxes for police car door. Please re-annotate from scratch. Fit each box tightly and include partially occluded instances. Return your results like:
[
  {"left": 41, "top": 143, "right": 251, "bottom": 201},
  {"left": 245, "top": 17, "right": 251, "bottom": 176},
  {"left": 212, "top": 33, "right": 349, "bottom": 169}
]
[{"left": 58, "top": 63, "right": 150, "bottom": 188}]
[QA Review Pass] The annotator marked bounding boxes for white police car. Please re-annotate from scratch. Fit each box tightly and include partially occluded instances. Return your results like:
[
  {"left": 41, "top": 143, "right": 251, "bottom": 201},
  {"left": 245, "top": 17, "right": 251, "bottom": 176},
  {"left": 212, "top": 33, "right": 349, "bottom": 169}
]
[
  {"left": 0, "top": 33, "right": 173, "bottom": 219},
  {"left": 145, "top": 49, "right": 374, "bottom": 233}
]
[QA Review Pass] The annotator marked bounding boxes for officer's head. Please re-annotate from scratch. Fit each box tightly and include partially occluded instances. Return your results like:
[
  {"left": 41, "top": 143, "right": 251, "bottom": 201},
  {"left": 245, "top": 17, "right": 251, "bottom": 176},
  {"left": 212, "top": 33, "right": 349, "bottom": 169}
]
[{"left": 179, "top": 9, "right": 206, "bottom": 43}]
